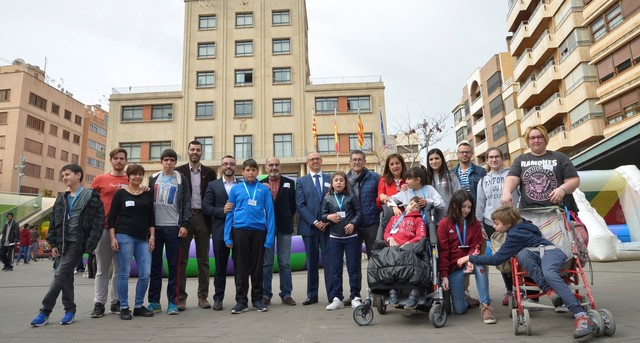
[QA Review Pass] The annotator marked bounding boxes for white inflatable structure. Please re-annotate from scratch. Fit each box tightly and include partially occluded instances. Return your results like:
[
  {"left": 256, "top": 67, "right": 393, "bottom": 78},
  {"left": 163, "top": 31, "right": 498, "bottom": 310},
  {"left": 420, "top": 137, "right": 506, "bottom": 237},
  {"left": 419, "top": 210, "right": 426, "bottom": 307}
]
[{"left": 575, "top": 165, "right": 640, "bottom": 261}]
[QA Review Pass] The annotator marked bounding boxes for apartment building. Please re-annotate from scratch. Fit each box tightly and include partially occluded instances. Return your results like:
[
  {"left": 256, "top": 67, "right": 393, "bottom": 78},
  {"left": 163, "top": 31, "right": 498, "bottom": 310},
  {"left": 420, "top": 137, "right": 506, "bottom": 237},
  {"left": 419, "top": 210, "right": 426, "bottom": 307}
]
[
  {"left": 108, "top": 0, "right": 387, "bottom": 176},
  {"left": 0, "top": 61, "right": 108, "bottom": 195},
  {"left": 82, "top": 105, "right": 109, "bottom": 187}
]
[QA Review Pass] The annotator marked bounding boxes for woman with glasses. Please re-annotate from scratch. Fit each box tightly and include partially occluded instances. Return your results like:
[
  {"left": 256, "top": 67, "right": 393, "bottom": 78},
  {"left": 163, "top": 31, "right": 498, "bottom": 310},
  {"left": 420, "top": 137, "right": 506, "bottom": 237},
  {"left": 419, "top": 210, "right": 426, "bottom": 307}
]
[{"left": 476, "top": 147, "right": 519, "bottom": 306}]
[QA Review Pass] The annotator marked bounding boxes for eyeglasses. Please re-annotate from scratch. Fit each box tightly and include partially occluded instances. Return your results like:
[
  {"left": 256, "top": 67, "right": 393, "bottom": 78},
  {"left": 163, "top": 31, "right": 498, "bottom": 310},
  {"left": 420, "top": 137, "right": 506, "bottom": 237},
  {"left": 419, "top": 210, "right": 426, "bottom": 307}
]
[
  {"left": 457, "top": 151, "right": 472, "bottom": 155},
  {"left": 528, "top": 135, "right": 545, "bottom": 141}
]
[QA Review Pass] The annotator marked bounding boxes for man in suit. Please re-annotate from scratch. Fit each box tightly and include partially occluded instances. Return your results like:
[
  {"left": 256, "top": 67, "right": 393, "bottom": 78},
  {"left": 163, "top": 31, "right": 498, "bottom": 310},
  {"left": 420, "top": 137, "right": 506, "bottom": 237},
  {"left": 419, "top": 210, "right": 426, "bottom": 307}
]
[
  {"left": 1, "top": 212, "right": 20, "bottom": 271},
  {"left": 203, "top": 155, "right": 237, "bottom": 311},
  {"left": 176, "top": 141, "right": 217, "bottom": 310},
  {"left": 296, "top": 151, "right": 332, "bottom": 305},
  {"left": 261, "top": 156, "right": 297, "bottom": 306}
]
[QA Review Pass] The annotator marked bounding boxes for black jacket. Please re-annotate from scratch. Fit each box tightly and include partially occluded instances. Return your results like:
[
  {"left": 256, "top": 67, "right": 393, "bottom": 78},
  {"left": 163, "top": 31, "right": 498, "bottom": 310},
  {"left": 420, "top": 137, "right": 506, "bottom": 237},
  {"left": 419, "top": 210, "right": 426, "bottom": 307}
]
[
  {"left": 176, "top": 163, "right": 217, "bottom": 229},
  {"left": 203, "top": 178, "right": 235, "bottom": 241},
  {"left": 1, "top": 220, "right": 20, "bottom": 245},
  {"left": 149, "top": 171, "right": 192, "bottom": 228},
  {"left": 47, "top": 188, "right": 104, "bottom": 254},
  {"left": 321, "top": 192, "right": 361, "bottom": 238},
  {"left": 260, "top": 175, "right": 296, "bottom": 234}
]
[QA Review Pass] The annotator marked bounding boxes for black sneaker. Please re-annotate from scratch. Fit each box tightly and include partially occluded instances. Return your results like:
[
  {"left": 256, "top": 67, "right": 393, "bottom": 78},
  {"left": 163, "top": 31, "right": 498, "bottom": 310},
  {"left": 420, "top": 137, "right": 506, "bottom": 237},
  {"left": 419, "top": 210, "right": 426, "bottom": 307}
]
[
  {"left": 231, "top": 303, "right": 248, "bottom": 314},
  {"left": 133, "top": 306, "right": 154, "bottom": 317},
  {"left": 119, "top": 308, "right": 132, "bottom": 320},
  {"left": 253, "top": 300, "right": 268, "bottom": 312},
  {"left": 110, "top": 301, "right": 121, "bottom": 314},
  {"left": 404, "top": 296, "right": 418, "bottom": 310},
  {"left": 90, "top": 302, "right": 105, "bottom": 318}
]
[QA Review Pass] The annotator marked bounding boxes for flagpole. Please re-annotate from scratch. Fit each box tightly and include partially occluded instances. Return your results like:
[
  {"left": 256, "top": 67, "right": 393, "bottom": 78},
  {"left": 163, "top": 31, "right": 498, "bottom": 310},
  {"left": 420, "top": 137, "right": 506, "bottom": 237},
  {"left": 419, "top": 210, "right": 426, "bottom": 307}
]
[{"left": 379, "top": 105, "right": 387, "bottom": 150}]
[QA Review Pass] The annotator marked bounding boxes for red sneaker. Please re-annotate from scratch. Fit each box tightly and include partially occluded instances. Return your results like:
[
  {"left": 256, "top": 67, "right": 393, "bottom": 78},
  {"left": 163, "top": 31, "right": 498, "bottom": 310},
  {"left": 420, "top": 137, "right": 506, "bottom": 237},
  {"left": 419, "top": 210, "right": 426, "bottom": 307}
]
[{"left": 573, "top": 315, "right": 594, "bottom": 339}]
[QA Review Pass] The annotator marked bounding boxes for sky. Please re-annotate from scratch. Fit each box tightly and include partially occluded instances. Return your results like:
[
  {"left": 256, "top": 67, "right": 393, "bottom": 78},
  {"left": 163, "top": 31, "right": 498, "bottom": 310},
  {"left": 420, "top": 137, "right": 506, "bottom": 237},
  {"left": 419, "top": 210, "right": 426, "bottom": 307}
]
[{"left": 1, "top": 0, "right": 508, "bottom": 152}]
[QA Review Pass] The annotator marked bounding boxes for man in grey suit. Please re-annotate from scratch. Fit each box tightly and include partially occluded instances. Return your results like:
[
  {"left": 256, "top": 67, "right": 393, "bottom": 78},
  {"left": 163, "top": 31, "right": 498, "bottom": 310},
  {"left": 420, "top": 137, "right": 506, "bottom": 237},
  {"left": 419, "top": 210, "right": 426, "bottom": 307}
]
[
  {"left": 203, "top": 155, "right": 237, "bottom": 311},
  {"left": 296, "top": 152, "right": 332, "bottom": 305}
]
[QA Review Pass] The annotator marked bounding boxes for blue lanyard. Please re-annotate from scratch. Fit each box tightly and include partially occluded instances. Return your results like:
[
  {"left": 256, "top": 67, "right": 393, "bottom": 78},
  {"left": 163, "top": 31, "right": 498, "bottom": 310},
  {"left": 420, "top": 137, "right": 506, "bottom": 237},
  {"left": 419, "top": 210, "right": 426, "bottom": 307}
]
[
  {"left": 412, "top": 187, "right": 428, "bottom": 222},
  {"left": 390, "top": 213, "right": 406, "bottom": 234},
  {"left": 455, "top": 222, "right": 467, "bottom": 247},
  {"left": 333, "top": 194, "right": 345, "bottom": 211},
  {"left": 66, "top": 186, "right": 84, "bottom": 214},
  {"left": 243, "top": 181, "right": 258, "bottom": 201}
]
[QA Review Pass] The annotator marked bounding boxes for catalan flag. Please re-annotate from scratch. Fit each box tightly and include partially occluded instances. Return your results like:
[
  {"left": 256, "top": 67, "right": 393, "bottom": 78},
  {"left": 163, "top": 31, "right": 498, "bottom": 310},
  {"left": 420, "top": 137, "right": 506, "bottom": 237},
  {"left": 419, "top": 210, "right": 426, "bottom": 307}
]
[
  {"left": 312, "top": 110, "right": 318, "bottom": 150},
  {"left": 357, "top": 108, "right": 364, "bottom": 148},
  {"left": 334, "top": 108, "right": 339, "bottom": 153}
]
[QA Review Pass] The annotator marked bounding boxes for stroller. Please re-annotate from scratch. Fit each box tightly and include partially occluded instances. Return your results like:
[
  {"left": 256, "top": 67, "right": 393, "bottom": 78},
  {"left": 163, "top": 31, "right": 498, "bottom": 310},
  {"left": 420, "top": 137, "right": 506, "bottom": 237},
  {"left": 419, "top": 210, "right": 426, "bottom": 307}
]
[
  {"left": 509, "top": 206, "right": 616, "bottom": 337},
  {"left": 352, "top": 208, "right": 448, "bottom": 327}
]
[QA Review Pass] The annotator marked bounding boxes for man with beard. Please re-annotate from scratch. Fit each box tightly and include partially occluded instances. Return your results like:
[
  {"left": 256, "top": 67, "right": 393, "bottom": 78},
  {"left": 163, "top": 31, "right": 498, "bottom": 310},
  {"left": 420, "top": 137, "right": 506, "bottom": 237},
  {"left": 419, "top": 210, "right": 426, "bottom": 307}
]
[
  {"left": 176, "top": 141, "right": 217, "bottom": 310},
  {"left": 451, "top": 142, "right": 486, "bottom": 205},
  {"left": 90, "top": 149, "right": 129, "bottom": 318},
  {"left": 261, "top": 156, "right": 297, "bottom": 306},
  {"left": 203, "top": 155, "right": 237, "bottom": 311}
]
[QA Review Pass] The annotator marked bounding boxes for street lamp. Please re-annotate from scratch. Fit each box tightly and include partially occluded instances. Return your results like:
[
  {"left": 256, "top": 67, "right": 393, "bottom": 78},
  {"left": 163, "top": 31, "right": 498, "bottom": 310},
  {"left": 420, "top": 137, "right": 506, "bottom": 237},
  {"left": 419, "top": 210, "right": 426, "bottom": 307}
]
[{"left": 14, "top": 154, "right": 26, "bottom": 194}]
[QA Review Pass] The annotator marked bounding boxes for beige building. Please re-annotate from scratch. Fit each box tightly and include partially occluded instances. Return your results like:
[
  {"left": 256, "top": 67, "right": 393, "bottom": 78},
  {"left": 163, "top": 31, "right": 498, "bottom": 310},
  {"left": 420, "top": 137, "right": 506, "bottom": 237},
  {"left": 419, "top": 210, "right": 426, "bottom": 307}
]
[
  {"left": 108, "top": 0, "right": 387, "bottom": 176},
  {"left": 0, "top": 60, "right": 108, "bottom": 195}
]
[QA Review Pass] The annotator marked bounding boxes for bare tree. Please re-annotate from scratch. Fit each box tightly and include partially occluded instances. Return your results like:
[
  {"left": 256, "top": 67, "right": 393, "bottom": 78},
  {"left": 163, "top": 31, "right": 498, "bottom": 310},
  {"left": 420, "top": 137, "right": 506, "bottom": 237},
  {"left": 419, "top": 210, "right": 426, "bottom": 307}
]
[{"left": 393, "top": 113, "right": 450, "bottom": 167}]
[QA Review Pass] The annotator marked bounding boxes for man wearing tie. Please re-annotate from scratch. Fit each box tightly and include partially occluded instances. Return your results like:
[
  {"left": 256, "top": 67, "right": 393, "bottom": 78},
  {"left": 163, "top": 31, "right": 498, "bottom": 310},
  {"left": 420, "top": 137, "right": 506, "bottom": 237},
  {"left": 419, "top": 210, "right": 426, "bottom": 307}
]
[{"left": 296, "top": 152, "right": 332, "bottom": 305}]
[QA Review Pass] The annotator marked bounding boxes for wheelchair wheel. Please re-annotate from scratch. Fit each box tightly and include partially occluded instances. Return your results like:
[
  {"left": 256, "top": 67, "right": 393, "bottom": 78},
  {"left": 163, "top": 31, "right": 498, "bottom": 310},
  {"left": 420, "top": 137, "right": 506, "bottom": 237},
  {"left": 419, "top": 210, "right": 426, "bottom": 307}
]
[
  {"left": 353, "top": 305, "right": 374, "bottom": 326},
  {"left": 598, "top": 309, "right": 616, "bottom": 337},
  {"left": 587, "top": 309, "right": 604, "bottom": 337},
  {"left": 429, "top": 303, "right": 447, "bottom": 328},
  {"left": 443, "top": 289, "right": 452, "bottom": 315},
  {"left": 523, "top": 309, "right": 531, "bottom": 336},
  {"left": 376, "top": 297, "right": 387, "bottom": 315},
  {"left": 512, "top": 309, "right": 520, "bottom": 335}
]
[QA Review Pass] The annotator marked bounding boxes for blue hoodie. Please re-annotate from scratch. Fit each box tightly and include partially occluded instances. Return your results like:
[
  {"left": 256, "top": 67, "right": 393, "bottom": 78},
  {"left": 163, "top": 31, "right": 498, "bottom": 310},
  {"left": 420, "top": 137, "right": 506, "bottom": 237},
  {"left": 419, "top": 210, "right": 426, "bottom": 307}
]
[
  {"left": 223, "top": 180, "right": 275, "bottom": 249},
  {"left": 470, "top": 220, "right": 552, "bottom": 266}
]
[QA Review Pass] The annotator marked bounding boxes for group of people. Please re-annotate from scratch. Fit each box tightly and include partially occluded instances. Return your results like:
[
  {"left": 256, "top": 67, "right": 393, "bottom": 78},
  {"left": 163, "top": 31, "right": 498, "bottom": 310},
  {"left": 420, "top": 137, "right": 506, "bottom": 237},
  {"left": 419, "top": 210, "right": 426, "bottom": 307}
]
[
  {"left": 26, "top": 124, "right": 595, "bottom": 338},
  {"left": 1, "top": 215, "right": 40, "bottom": 271}
]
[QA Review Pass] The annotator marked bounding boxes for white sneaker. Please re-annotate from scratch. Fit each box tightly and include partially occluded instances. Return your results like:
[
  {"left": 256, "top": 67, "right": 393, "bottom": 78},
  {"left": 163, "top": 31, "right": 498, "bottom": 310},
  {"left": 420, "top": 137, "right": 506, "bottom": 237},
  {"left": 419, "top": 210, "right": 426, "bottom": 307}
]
[
  {"left": 325, "top": 297, "right": 344, "bottom": 311},
  {"left": 351, "top": 297, "right": 363, "bottom": 308}
]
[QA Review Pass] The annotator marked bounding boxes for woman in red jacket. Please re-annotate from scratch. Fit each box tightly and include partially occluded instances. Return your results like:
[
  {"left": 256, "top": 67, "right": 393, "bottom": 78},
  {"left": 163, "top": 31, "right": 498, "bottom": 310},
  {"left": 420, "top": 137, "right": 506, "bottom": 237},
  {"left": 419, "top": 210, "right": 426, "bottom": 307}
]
[{"left": 377, "top": 154, "right": 407, "bottom": 234}]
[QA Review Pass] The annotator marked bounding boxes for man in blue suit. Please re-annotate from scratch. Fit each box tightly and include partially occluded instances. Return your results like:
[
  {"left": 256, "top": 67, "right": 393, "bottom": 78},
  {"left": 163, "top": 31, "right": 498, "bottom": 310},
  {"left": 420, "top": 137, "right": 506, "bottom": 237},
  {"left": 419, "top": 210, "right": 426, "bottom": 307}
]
[{"left": 296, "top": 151, "right": 332, "bottom": 305}]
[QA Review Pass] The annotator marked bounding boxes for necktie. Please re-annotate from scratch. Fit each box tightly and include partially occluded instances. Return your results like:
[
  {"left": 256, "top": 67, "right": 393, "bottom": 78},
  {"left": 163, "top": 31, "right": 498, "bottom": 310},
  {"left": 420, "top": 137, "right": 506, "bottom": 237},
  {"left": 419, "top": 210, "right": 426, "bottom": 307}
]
[{"left": 314, "top": 174, "right": 322, "bottom": 197}]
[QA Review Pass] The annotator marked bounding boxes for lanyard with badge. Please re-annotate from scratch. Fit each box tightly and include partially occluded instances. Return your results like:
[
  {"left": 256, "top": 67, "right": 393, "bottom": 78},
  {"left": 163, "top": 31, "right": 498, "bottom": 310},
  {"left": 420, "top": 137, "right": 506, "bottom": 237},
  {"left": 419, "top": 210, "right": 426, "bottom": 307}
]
[
  {"left": 243, "top": 181, "right": 258, "bottom": 206},
  {"left": 334, "top": 194, "right": 346, "bottom": 219},
  {"left": 412, "top": 188, "right": 428, "bottom": 223},
  {"left": 66, "top": 186, "right": 83, "bottom": 219},
  {"left": 390, "top": 213, "right": 406, "bottom": 234},
  {"left": 455, "top": 221, "right": 469, "bottom": 249}
]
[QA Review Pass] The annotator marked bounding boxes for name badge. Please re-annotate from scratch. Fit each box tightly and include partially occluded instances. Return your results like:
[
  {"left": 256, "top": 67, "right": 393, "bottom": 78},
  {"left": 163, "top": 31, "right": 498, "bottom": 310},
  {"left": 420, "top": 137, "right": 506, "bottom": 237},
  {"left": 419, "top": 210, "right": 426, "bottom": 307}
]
[
  {"left": 125, "top": 200, "right": 135, "bottom": 207},
  {"left": 337, "top": 211, "right": 346, "bottom": 218},
  {"left": 248, "top": 199, "right": 257, "bottom": 206},
  {"left": 458, "top": 245, "right": 470, "bottom": 249},
  {"left": 283, "top": 183, "right": 291, "bottom": 188},
  {"left": 324, "top": 182, "right": 331, "bottom": 188}
]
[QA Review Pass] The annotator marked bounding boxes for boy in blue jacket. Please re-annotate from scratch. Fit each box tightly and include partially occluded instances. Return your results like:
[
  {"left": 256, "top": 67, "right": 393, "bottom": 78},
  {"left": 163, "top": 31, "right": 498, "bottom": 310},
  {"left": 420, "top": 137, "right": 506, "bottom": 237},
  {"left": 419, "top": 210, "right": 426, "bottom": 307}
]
[
  {"left": 224, "top": 159, "right": 275, "bottom": 314},
  {"left": 457, "top": 206, "right": 595, "bottom": 339}
]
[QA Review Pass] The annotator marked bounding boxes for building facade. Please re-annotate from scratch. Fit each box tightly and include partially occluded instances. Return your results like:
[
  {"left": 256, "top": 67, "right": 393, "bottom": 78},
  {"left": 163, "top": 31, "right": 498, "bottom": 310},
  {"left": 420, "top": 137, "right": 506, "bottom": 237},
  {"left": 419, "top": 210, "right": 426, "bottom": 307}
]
[
  {"left": 108, "top": 0, "right": 387, "bottom": 176},
  {"left": 0, "top": 61, "right": 108, "bottom": 195}
]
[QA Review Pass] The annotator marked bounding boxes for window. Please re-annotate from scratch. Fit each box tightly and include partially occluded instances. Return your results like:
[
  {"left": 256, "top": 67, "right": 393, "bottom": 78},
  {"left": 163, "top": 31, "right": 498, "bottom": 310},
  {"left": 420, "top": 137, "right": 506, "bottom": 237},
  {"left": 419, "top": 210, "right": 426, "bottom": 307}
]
[
  {"left": 88, "top": 139, "right": 106, "bottom": 152},
  {"left": 28, "top": 92, "right": 47, "bottom": 110},
  {"left": 48, "top": 125, "right": 58, "bottom": 137},
  {"left": 236, "top": 12, "right": 253, "bottom": 27},
  {"left": 73, "top": 134, "right": 80, "bottom": 144},
  {"left": 492, "top": 120, "right": 507, "bottom": 140},
  {"left": 0, "top": 89, "right": 10, "bottom": 102},
  {"left": 47, "top": 145, "right": 56, "bottom": 158},
  {"left": 87, "top": 157, "right": 105, "bottom": 169},
  {"left": 89, "top": 123, "right": 107, "bottom": 136},
  {"left": 62, "top": 130, "right": 70, "bottom": 140},
  {"left": 456, "top": 127, "right": 467, "bottom": 142},
  {"left": 273, "top": 98, "right": 292, "bottom": 115},
  {"left": 197, "top": 71, "right": 215, "bottom": 87},
  {"left": 195, "top": 136, "right": 213, "bottom": 161},
  {"left": 0, "top": 136, "right": 4, "bottom": 148},
  {"left": 51, "top": 103, "right": 59, "bottom": 115},
  {"left": 590, "top": 4, "right": 622, "bottom": 41},
  {"left": 74, "top": 115, "right": 82, "bottom": 126},
  {"left": 273, "top": 38, "right": 290, "bottom": 54},
  {"left": 489, "top": 95, "right": 504, "bottom": 117},
  {"left": 64, "top": 110, "right": 72, "bottom": 120},
  {"left": 120, "top": 143, "right": 141, "bottom": 162},
  {"left": 199, "top": 15, "right": 216, "bottom": 30},
  {"left": 317, "top": 135, "right": 334, "bottom": 154},
  {"left": 235, "top": 70, "right": 253, "bottom": 85},
  {"left": 274, "top": 134, "right": 293, "bottom": 157},
  {"left": 150, "top": 141, "right": 172, "bottom": 160},
  {"left": 487, "top": 72, "right": 502, "bottom": 95},
  {"left": 272, "top": 10, "right": 290, "bottom": 25},
  {"left": 24, "top": 138, "right": 43, "bottom": 155},
  {"left": 196, "top": 102, "right": 214, "bottom": 119},
  {"left": 348, "top": 133, "right": 373, "bottom": 152},
  {"left": 198, "top": 42, "right": 216, "bottom": 58},
  {"left": 61, "top": 150, "right": 69, "bottom": 161},
  {"left": 0, "top": 112, "right": 7, "bottom": 124},
  {"left": 23, "top": 162, "right": 41, "bottom": 178},
  {"left": 26, "top": 115, "right": 45, "bottom": 132},
  {"left": 122, "top": 106, "right": 143, "bottom": 121},
  {"left": 273, "top": 67, "right": 291, "bottom": 84},
  {"left": 234, "top": 100, "right": 253, "bottom": 117},
  {"left": 151, "top": 104, "right": 172, "bottom": 120},
  {"left": 85, "top": 174, "right": 95, "bottom": 184},
  {"left": 46, "top": 168, "right": 55, "bottom": 180},
  {"left": 315, "top": 97, "right": 337, "bottom": 113},
  {"left": 347, "top": 96, "right": 371, "bottom": 112},
  {"left": 235, "top": 40, "right": 253, "bottom": 56},
  {"left": 234, "top": 136, "right": 252, "bottom": 159},
  {"left": 20, "top": 185, "right": 39, "bottom": 194},
  {"left": 72, "top": 154, "right": 79, "bottom": 164}
]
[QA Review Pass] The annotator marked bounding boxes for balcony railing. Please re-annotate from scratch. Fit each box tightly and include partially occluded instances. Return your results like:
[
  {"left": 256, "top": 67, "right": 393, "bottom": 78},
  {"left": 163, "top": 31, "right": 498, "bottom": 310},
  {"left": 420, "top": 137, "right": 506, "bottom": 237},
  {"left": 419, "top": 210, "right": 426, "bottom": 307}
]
[
  {"left": 541, "top": 92, "right": 561, "bottom": 109},
  {"left": 309, "top": 75, "right": 382, "bottom": 85},
  {"left": 112, "top": 85, "right": 182, "bottom": 94},
  {"left": 549, "top": 125, "right": 566, "bottom": 137},
  {"left": 571, "top": 113, "right": 603, "bottom": 129}
]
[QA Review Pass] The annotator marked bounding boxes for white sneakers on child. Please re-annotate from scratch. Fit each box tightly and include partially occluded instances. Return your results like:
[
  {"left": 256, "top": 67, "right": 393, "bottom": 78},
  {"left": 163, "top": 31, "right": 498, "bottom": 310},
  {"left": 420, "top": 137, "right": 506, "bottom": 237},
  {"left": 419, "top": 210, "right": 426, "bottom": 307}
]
[
  {"left": 326, "top": 297, "right": 344, "bottom": 311},
  {"left": 351, "top": 297, "right": 363, "bottom": 308}
]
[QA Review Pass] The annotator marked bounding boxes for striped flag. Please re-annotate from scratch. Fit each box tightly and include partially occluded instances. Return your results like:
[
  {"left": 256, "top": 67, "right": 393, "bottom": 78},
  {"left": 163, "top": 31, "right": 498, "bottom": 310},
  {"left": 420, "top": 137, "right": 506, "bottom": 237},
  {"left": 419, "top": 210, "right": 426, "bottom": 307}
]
[
  {"left": 312, "top": 110, "right": 318, "bottom": 150},
  {"left": 333, "top": 108, "right": 339, "bottom": 153},
  {"left": 357, "top": 108, "right": 364, "bottom": 148},
  {"left": 379, "top": 109, "right": 387, "bottom": 148}
]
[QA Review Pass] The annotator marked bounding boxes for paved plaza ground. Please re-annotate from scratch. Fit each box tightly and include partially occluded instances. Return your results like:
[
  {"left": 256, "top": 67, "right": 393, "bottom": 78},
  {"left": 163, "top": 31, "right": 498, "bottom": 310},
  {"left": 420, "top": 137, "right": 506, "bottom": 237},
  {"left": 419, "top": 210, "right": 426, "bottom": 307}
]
[{"left": 1, "top": 258, "right": 638, "bottom": 343}]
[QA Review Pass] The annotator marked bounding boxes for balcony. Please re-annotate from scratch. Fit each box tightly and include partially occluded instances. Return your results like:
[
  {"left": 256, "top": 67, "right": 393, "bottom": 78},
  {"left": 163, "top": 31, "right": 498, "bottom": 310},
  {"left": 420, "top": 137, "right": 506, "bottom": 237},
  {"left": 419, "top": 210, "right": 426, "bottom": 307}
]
[
  {"left": 513, "top": 48, "right": 534, "bottom": 82},
  {"left": 510, "top": 0, "right": 555, "bottom": 56},
  {"left": 569, "top": 114, "right": 605, "bottom": 149},
  {"left": 539, "top": 93, "right": 566, "bottom": 126},
  {"left": 521, "top": 106, "right": 542, "bottom": 128},
  {"left": 547, "top": 125, "right": 570, "bottom": 151},
  {"left": 529, "top": 30, "right": 557, "bottom": 68},
  {"left": 472, "top": 118, "right": 486, "bottom": 136},
  {"left": 476, "top": 138, "right": 488, "bottom": 155},
  {"left": 508, "top": 136, "right": 527, "bottom": 155},
  {"left": 455, "top": 119, "right": 467, "bottom": 131},
  {"left": 597, "top": 63, "right": 640, "bottom": 101},
  {"left": 583, "top": 0, "right": 608, "bottom": 22},
  {"left": 469, "top": 96, "right": 483, "bottom": 116},
  {"left": 510, "top": 21, "right": 531, "bottom": 56},
  {"left": 507, "top": 0, "right": 534, "bottom": 32},
  {"left": 505, "top": 107, "right": 524, "bottom": 126},
  {"left": 535, "top": 62, "right": 561, "bottom": 95}
]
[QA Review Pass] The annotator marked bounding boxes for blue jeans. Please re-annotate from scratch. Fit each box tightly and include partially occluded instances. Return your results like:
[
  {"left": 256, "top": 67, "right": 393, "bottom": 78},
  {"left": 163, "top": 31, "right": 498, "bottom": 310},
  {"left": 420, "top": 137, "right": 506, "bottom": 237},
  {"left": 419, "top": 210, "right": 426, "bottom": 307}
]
[
  {"left": 18, "top": 245, "right": 29, "bottom": 263},
  {"left": 263, "top": 232, "right": 293, "bottom": 299},
  {"left": 516, "top": 248, "right": 582, "bottom": 316},
  {"left": 31, "top": 242, "right": 38, "bottom": 261},
  {"left": 449, "top": 263, "right": 491, "bottom": 315},
  {"left": 116, "top": 233, "right": 151, "bottom": 309},
  {"left": 149, "top": 226, "right": 180, "bottom": 305},
  {"left": 328, "top": 236, "right": 361, "bottom": 301}
]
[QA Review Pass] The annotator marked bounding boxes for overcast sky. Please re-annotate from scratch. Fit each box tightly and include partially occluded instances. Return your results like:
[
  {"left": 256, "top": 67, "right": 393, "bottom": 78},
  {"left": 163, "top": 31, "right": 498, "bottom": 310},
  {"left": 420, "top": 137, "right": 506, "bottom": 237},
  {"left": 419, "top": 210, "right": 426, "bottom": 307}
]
[{"left": 1, "top": 0, "right": 508, "bottom": 152}]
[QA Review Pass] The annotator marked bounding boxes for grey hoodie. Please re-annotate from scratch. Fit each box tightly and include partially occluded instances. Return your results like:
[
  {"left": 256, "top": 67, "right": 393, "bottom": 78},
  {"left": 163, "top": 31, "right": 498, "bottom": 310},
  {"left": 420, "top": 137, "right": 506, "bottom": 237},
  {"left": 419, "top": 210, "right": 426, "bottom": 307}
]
[{"left": 476, "top": 168, "right": 520, "bottom": 226}]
